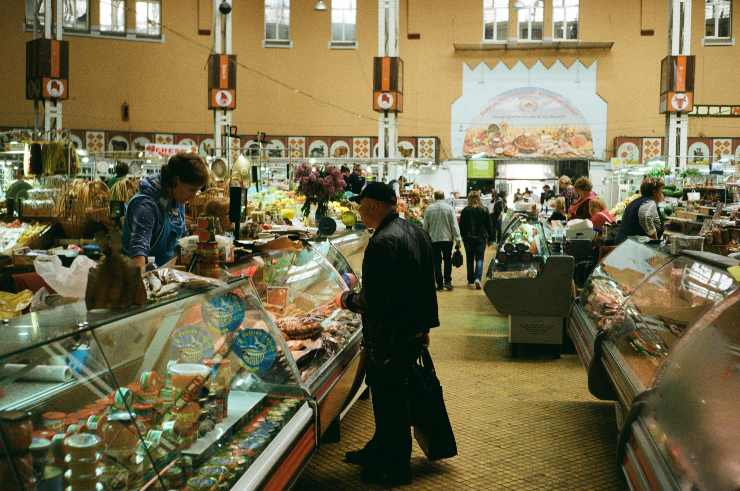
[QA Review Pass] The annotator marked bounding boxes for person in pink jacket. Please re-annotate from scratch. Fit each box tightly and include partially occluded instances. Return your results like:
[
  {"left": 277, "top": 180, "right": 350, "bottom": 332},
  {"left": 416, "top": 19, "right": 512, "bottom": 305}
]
[{"left": 589, "top": 198, "right": 615, "bottom": 231}]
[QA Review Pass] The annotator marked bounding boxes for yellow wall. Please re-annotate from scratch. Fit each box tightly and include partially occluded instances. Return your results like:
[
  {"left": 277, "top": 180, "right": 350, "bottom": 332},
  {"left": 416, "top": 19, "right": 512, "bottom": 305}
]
[{"left": 1, "top": 0, "right": 739, "bottom": 159}]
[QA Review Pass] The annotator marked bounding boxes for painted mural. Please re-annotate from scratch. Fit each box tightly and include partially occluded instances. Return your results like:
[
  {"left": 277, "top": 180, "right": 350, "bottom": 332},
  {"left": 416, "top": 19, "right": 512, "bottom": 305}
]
[{"left": 451, "top": 61, "right": 608, "bottom": 160}]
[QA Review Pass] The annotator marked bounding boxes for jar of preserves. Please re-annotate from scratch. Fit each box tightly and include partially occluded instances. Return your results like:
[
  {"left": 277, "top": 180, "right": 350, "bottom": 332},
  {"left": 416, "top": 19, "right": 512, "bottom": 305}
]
[{"left": 0, "top": 411, "right": 33, "bottom": 454}]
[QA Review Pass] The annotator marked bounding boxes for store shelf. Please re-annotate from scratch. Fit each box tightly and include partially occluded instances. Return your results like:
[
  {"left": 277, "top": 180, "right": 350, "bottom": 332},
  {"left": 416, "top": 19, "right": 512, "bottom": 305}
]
[
  {"left": 231, "top": 402, "right": 314, "bottom": 490},
  {"left": 454, "top": 40, "right": 614, "bottom": 51},
  {"left": 183, "top": 391, "right": 267, "bottom": 459}
]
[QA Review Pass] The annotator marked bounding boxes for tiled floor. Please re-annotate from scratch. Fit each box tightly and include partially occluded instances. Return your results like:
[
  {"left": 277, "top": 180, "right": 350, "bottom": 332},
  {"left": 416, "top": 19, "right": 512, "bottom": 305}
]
[{"left": 296, "top": 248, "right": 626, "bottom": 490}]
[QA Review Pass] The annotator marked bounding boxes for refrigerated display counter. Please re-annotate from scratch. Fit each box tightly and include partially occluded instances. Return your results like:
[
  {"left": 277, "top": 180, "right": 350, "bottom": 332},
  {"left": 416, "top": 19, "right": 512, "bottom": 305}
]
[
  {"left": 228, "top": 235, "right": 366, "bottom": 441},
  {"left": 0, "top": 278, "right": 317, "bottom": 490},
  {"left": 569, "top": 238, "right": 740, "bottom": 490}
]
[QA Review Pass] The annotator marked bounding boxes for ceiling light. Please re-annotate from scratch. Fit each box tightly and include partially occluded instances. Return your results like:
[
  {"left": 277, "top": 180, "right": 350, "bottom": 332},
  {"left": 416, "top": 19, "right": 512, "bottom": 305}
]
[{"left": 314, "top": 1, "right": 328, "bottom": 11}]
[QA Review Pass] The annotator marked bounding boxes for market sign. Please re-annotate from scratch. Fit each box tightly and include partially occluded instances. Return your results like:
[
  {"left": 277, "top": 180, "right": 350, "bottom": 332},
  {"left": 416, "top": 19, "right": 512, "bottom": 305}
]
[
  {"left": 467, "top": 159, "right": 494, "bottom": 179},
  {"left": 451, "top": 61, "right": 607, "bottom": 160},
  {"left": 145, "top": 143, "right": 194, "bottom": 157}
]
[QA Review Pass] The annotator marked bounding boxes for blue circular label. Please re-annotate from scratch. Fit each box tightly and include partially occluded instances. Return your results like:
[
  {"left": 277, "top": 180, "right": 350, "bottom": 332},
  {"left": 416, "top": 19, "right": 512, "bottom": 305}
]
[
  {"left": 202, "top": 293, "right": 247, "bottom": 333},
  {"left": 233, "top": 328, "right": 277, "bottom": 374},
  {"left": 169, "top": 325, "right": 216, "bottom": 362}
]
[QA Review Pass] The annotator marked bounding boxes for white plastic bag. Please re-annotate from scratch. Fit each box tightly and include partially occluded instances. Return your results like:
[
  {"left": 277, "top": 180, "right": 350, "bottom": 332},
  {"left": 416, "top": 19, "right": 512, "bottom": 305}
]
[{"left": 34, "top": 255, "right": 98, "bottom": 299}]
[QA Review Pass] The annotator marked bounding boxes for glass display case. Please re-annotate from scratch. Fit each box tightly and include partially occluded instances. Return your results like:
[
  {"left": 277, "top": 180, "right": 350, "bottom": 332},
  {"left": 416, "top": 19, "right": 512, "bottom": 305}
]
[
  {"left": 0, "top": 279, "right": 317, "bottom": 491},
  {"left": 228, "top": 238, "right": 365, "bottom": 438},
  {"left": 569, "top": 239, "right": 740, "bottom": 491},
  {"left": 484, "top": 214, "right": 574, "bottom": 352},
  {"left": 489, "top": 213, "right": 550, "bottom": 280}
]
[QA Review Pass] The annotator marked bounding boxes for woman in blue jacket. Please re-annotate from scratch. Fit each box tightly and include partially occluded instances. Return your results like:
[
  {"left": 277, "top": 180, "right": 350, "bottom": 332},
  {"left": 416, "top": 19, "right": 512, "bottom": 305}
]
[{"left": 122, "top": 153, "right": 209, "bottom": 268}]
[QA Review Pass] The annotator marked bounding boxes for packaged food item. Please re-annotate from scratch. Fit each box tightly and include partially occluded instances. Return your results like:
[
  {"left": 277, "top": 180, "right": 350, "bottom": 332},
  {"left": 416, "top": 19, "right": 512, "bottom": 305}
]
[
  {"left": 42, "top": 411, "right": 66, "bottom": 433},
  {"left": 186, "top": 476, "right": 218, "bottom": 491},
  {"left": 100, "top": 412, "right": 138, "bottom": 460},
  {"left": 0, "top": 411, "right": 33, "bottom": 454}
]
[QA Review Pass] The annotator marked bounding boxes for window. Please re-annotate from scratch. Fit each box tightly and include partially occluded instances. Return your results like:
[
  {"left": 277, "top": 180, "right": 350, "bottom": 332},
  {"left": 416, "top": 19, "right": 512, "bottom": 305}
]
[
  {"left": 100, "top": 0, "right": 125, "bottom": 33},
  {"left": 517, "top": 0, "right": 543, "bottom": 41},
  {"left": 265, "top": 0, "right": 291, "bottom": 46},
  {"left": 26, "top": 0, "right": 90, "bottom": 31},
  {"left": 553, "top": 0, "right": 578, "bottom": 40},
  {"left": 705, "top": 0, "right": 731, "bottom": 39},
  {"left": 331, "top": 0, "right": 357, "bottom": 47},
  {"left": 136, "top": 0, "right": 161, "bottom": 37},
  {"left": 483, "top": 0, "right": 508, "bottom": 42}
]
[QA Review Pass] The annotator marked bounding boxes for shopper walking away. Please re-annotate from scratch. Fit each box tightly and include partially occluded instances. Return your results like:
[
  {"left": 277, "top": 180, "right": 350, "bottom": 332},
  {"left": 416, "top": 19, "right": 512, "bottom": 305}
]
[
  {"left": 491, "top": 190, "right": 506, "bottom": 243},
  {"left": 558, "top": 175, "right": 579, "bottom": 211},
  {"left": 337, "top": 181, "right": 439, "bottom": 486},
  {"left": 424, "top": 191, "right": 462, "bottom": 291},
  {"left": 568, "top": 177, "right": 597, "bottom": 219},
  {"left": 460, "top": 191, "right": 492, "bottom": 290},
  {"left": 616, "top": 176, "right": 665, "bottom": 243}
]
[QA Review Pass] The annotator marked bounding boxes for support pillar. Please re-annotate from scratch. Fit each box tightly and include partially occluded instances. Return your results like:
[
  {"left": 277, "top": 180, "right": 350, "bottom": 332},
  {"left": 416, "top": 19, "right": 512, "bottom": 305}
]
[{"left": 666, "top": 0, "right": 692, "bottom": 170}]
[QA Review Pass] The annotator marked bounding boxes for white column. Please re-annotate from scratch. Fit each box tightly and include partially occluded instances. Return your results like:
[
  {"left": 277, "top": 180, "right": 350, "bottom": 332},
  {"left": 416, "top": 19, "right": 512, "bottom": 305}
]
[
  {"left": 666, "top": 0, "right": 691, "bottom": 170},
  {"left": 378, "top": 118, "right": 386, "bottom": 159},
  {"left": 213, "top": 0, "right": 223, "bottom": 54},
  {"left": 44, "top": 0, "right": 52, "bottom": 38},
  {"left": 225, "top": 1, "right": 233, "bottom": 54}
]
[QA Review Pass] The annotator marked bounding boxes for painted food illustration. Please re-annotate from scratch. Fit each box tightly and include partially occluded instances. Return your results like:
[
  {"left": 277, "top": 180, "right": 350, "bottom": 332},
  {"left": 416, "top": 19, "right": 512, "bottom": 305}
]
[{"left": 464, "top": 123, "right": 593, "bottom": 158}]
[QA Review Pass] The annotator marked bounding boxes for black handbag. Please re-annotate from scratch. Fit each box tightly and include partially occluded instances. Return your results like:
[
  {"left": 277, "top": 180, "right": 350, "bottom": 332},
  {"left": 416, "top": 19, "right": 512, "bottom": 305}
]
[
  {"left": 452, "top": 246, "right": 463, "bottom": 268},
  {"left": 409, "top": 346, "right": 457, "bottom": 460}
]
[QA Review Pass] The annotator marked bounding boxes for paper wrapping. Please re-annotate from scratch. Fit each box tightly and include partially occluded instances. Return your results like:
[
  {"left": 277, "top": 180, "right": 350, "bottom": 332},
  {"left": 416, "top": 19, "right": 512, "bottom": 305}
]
[{"left": 0, "top": 364, "right": 73, "bottom": 382}]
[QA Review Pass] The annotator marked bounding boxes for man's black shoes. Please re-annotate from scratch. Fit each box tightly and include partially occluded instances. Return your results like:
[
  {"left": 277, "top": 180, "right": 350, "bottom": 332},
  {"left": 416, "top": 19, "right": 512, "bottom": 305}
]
[{"left": 344, "top": 446, "right": 374, "bottom": 465}]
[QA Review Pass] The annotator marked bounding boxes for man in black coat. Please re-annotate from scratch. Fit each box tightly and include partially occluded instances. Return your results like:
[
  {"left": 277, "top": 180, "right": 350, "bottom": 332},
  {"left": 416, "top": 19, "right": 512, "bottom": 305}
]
[{"left": 336, "top": 182, "right": 439, "bottom": 486}]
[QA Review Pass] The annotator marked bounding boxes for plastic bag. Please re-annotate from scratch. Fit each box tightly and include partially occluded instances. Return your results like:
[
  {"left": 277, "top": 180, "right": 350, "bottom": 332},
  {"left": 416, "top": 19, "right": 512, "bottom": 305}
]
[{"left": 34, "top": 255, "right": 98, "bottom": 299}]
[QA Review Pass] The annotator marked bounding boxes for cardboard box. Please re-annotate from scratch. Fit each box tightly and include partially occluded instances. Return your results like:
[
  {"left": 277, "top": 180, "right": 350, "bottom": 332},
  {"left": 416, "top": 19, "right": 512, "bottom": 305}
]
[{"left": 509, "top": 315, "right": 564, "bottom": 345}]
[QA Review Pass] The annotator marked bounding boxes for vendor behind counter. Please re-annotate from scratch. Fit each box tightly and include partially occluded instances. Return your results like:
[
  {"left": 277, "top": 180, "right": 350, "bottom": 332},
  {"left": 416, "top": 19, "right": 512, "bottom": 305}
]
[{"left": 122, "top": 153, "right": 209, "bottom": 268}]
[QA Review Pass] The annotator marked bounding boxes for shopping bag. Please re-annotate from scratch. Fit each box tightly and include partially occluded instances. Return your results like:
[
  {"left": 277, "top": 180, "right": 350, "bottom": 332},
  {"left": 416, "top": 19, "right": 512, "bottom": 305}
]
[
  {"left": 452, "top": 247, "right": 463, "bottom": 268},
  {"left": 409, "top": 346, "right": 457, "bottom": 460}
]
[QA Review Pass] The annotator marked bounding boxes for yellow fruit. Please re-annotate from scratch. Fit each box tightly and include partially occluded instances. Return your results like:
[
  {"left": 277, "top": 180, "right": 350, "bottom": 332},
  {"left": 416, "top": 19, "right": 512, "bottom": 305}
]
[{"left": 281, "top": 208, "right": 296, "bottom": 220}]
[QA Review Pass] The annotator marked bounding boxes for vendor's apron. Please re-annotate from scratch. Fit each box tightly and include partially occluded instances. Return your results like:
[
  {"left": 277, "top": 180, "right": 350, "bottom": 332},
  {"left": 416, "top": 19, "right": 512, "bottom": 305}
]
[{"left": 122, "top": 195, "right": 183, "bottom": 266}]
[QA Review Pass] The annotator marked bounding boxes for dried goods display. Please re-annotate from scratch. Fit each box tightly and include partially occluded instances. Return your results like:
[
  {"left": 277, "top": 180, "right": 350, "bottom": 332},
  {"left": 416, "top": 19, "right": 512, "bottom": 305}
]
[{"left": 0, "top": 221, "right": 49, "bottom": 255}]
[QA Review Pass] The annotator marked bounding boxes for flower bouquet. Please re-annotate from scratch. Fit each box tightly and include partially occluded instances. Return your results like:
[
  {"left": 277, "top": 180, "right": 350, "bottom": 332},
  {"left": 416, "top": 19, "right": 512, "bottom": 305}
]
[{"left": 294, "top": 164, "right": 345, "bottom": 218}]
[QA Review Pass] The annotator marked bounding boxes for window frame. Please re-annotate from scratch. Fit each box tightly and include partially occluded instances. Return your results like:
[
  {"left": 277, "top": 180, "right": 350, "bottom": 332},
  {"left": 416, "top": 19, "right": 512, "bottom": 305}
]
[
  {"left": 99, "top": 0, "right": 127, "bottom": 36},
  {"left": 483, "top": 0, "right": 509, "bottom": 43},
  {"left": 552, "top": 0, "right": 579, "bottom": 41},
  {"left": 25, "top": 0, "right": 91, "bottom": 33},
  {"left": 135, "top": 0, "right": 162, "bottom": 39},
  {"left": 517, "top": 2, "right": 544, "bottom": 42},
  {"left": 330, "top": 0, "right": 358, "bottom": 48},
  {"left": 704, "top": 0, "right": 732, "bottom": 41},
  {"left": 264, "top": 0, "right": 293, "bottom": 48}
]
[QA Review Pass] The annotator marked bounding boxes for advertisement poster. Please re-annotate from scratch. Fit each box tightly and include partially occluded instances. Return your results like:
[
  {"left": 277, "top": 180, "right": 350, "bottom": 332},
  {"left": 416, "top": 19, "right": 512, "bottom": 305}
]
[{"left": 452, "top": 61, "right": 607, "bottom": 160}]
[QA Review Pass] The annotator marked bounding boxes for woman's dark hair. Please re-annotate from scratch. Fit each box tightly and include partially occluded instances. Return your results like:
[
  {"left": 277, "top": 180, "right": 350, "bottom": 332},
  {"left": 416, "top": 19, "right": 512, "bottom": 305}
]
[
  {"left": 640, "top": 176, "right": 665, "bottom": 198},
  {"left": 161, "top": 153, "right": 209, "bottom": 190},
  {"left": 574, "top": 176, "right": 593, "bottom": 192},
  {"left": 340, "top": 165, "right": 350, "bottom": 174},
  {"left": 114, "top": 161, "right": 129, "bottom": 178}
]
